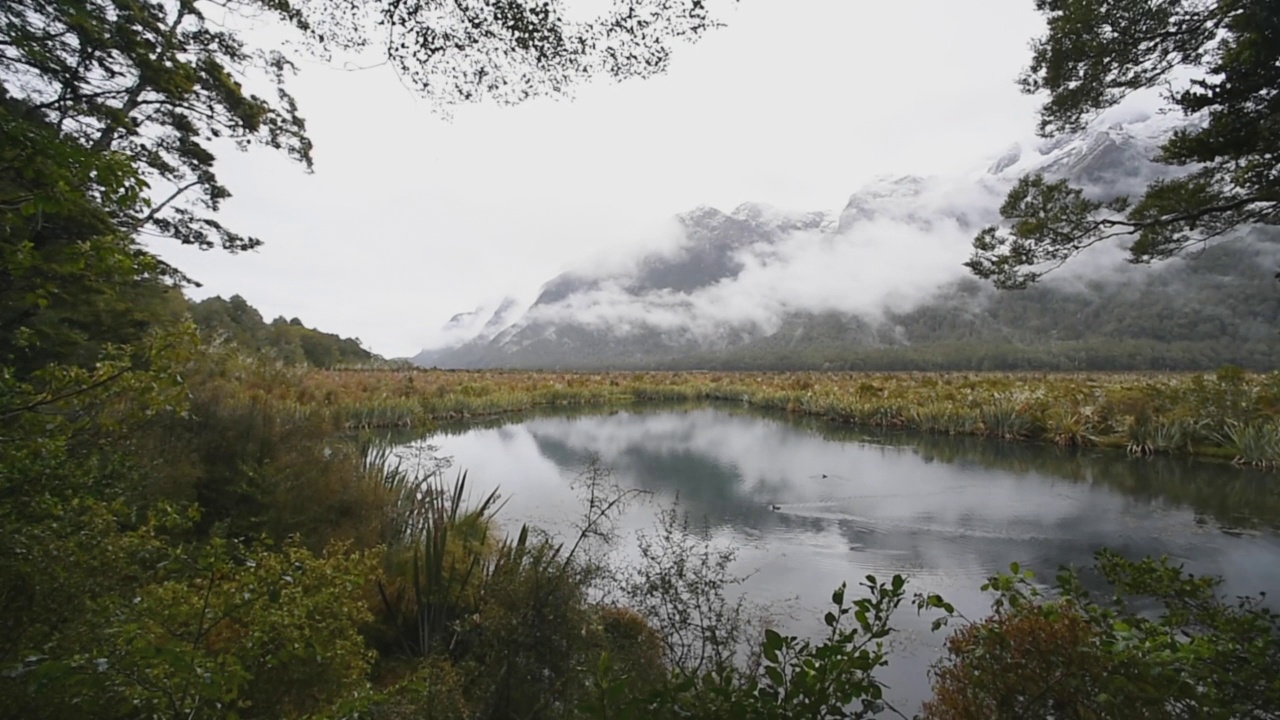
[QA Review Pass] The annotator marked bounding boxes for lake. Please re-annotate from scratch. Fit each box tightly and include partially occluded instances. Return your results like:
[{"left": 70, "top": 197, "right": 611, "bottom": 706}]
[{"left": 400, "top": 404, "right": 1280, "bottom": 713}]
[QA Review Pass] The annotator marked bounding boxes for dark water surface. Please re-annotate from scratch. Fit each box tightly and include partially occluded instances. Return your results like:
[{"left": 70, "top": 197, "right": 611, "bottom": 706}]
[{"left": 401, "top": 405, "right": 1280, "bottom": 712}]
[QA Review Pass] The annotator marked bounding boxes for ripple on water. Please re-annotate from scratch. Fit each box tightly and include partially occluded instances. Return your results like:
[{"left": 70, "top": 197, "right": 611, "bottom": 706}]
[{"left": 415, "top": 407, "right": 1280, "bottom": 714}]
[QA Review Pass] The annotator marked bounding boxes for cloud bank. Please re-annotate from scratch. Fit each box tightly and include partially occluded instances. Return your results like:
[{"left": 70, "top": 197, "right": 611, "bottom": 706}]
[{"left": 453, "top": 93, "right": 1192, "bottom": 349}]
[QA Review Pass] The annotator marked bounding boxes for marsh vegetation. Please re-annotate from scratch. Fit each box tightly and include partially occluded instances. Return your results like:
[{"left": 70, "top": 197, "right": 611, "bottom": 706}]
[
  {"left": 306, "top": 367, "right": 1280, "bottom": 467},
  {"left": 8, "top": 340, "right": 1278, "bottom": 718},
  {"left": 5, "top": 0, "right": 1280, "bottom": 715}
]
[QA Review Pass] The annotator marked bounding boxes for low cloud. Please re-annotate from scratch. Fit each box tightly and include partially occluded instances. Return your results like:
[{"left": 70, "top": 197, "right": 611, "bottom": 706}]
[
  {"left": 526, "top": 199, "right": 992, "bottom": 340},
  {"left": 421, "top": 91, "right": 1200, "bottom": 352}
]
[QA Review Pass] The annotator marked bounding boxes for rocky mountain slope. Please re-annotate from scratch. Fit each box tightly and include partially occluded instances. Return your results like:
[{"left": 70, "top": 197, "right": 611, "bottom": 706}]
[{"left": 415, "top": 110, "right": 1280, "bottom": 371}]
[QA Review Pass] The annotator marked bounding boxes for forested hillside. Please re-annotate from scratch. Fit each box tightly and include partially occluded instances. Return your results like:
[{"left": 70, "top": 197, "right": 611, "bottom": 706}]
[
  {"left": 189, "top": 295, "right": 377, "bottom": 368},
  {"left": 417, "top": 108, "right": 1280, "bottom": 372},
  {"left": 670, "top": 236, "right": 1280, "bottom": 371},
  {"left": 421, "top": 233, "right": 1280, "bottom": 372}
]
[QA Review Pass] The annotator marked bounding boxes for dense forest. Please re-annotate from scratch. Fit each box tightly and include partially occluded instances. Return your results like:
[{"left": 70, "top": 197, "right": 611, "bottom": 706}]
[
  {"left": 424, "top": 227, "right": 1280, "bottom": 374},
  {"left": 669, "top": 237, "right": 1280, "bottom": 369},
  {"left": 189, "top": 295, "right": 377, "bottom": 368}
]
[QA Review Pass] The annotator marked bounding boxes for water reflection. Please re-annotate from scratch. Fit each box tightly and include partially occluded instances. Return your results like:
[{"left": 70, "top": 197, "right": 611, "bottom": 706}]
[{"left": 402, "top": 405, "right": 1280, "bottom": 712}]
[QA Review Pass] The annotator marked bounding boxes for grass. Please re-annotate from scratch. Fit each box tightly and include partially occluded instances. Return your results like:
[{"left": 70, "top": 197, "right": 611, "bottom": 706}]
[{"left": 258, "top": 367, "right": 1280, "bottom": 466}]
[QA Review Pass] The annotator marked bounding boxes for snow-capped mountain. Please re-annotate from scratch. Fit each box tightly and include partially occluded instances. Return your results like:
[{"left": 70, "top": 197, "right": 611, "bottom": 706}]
[
  {"left": 412, "top": 296, "right": 522, "bottom": 366},
  {"left": 413, "top": 109, "right": 1278, "bottom": 371}
]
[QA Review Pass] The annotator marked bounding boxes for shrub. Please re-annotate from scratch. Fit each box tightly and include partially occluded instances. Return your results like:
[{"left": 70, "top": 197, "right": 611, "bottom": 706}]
[
  {"left": 921, "top": 554, "right": 1280, "bottom": 719},
  {"left": 586, "top": 576, "right": 912, "bottom": 720},
  {"left": 135, "top": 348, "right": 395, "bottom": 550}
]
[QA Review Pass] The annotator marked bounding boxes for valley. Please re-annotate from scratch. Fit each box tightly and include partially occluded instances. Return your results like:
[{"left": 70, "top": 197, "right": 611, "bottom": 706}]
[{"left": 417, "top": 112, "right": 1280, "bottom": 372}]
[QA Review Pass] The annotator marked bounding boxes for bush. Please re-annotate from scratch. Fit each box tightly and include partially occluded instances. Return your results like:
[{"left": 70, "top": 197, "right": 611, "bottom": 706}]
[
  {"left": 135, "top": 348, "right": 397, "bottom": 550},
  {"left": 93, "top": 538, "right": 376, "bottom": 720},
  {"left": 586, "top": 576, "right": 911, "bottom": 720},
  {"left": 328, "top": 657, "right": 472, "bottom": 720},
  {"left": 921, "top": 554, "right": 1280, "bottom": 719}
]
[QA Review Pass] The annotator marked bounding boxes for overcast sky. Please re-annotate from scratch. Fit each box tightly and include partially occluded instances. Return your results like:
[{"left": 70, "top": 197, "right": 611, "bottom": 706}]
[{"left": 153, "top": 0, "right": 1048, "bottom": 357}]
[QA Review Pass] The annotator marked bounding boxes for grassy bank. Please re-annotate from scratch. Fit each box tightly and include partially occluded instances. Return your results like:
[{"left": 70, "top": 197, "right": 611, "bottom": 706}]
[
  {"left": 304, "top": 368, "right": 1280, "bottom": 467},
  {"left": 6, "top": 340, "right": 1279, "bottom": 719}
]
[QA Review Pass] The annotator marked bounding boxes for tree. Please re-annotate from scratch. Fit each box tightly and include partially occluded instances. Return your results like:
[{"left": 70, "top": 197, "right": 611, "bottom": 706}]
[
  {"left": 0, "top": 5, "right": 731, "bottom": 713},
  {"left": 188, "top": 295, "right": 373, "bottom": 366},
  {"left": 0, "top": 88, "right": 184, "bottom": 376},
  {"left": 3, "top": 0, "right": 723, "bottom": 393},
  {"left": 1, "top": 0, "right": 725, "bottom": 256},
  {"left": 967, "top": 0, "right": 1280, "bottom": 289}
]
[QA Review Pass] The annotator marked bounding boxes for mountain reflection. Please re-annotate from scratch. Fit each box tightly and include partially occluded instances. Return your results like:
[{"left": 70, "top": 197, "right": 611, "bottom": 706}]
[{"left": 408, "top": 405, "right": 1280, "bottom": 711}]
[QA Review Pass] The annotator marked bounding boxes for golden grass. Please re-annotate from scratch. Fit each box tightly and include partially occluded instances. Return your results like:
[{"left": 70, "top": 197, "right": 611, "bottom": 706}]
[{"left": 278, "top": 368, "right": 1280, "bottom": 465}]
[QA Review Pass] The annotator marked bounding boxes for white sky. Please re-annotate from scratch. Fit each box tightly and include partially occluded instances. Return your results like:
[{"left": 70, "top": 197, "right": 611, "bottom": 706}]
[{"left": 154, "top": 0, "right": 1048, "bottom": 357}]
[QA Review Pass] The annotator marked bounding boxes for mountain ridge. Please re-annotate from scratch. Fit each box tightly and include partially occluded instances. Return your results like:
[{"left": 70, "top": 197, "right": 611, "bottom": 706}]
[{"left": 414, "top": 110, "right": 1278, "bottom": 371}]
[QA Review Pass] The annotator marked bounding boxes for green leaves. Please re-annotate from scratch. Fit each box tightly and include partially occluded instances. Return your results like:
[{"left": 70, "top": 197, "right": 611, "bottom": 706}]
[
  {"left": 587, "top": 574, "right": 911, "bottom": 720},
  {"left": 744, "top": 576, "right": 908, "bottom": 718},
  {"left": 967, "top": 174, "right": 1113, "bottom": 290},
  {"left": 1022, "top": 0, "right": 1215, "bottom": 136},
  {"left": 914, "top": 591, "right": 959, "bottom": 633},
  {"left": 973, "top": 0, "right": 1280, "bottom": 289},
  {"left": 762, "top": 628, "right": 784, "bottom": 661},
  {"left": 924, "top": 551, "right": 1280, "bottom": 718},
  {"left": 97, "top": 537, "right": 376, "bottom": 720},
  {"left": 314, "top": 0, "right": 726, "bottom": 110}
]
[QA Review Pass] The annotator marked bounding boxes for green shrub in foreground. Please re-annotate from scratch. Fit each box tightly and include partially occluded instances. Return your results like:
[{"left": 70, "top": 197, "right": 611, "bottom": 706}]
[{"left": 921, "top": 554, "right": 1280, "bottom": 719}]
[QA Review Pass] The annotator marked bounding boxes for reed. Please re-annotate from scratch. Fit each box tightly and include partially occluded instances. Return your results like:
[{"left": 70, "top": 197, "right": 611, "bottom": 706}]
[{"left": 281, "top": 368, "right": 1280, "bottom": 467}]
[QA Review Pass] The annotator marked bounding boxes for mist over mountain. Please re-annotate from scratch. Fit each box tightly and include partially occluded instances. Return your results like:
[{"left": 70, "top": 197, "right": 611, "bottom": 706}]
[
  {"left": 414, "top": 296, "right": 523, "bottom": 366},
  {"left": 415, "top": 108, "right": 1280, "bottom": 371}
]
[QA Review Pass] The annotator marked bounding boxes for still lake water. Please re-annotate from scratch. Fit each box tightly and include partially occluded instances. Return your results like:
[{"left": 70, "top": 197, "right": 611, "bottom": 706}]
[{"left": 402, "top": 404, "right": 1280, "bottom": 712}]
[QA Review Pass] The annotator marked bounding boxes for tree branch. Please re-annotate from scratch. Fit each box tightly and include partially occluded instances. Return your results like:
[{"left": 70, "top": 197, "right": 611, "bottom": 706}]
[
  {"left": 0, "top": 366, "right": 133, "bottom": 421},
  {"left": 129, "top": 180, "right": 202, "bottom": 231}
]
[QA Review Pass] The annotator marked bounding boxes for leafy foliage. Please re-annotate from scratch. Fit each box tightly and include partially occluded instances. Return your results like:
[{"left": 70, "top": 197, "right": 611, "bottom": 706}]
[
  {"left": 0, "top": 95, "right": 186, "bottom": 379},
  {"left": 310, "top": 0, "right": 726, "bottom": 108},
  {"left": 619, "top": 505, "right": 757, "bottom": 679},
  {"left": 587, "top": 575, "right": 912, "bottom": 720},
  {"left": 189, "top": 294, "right": 376, "bottom": 368},
  {"left": 5, "top": 1, "right": 1279, "bottom": 717},
  {"left": 968, "top": 0, "right": 1280, "bottom": 288},
  {"left": 139, "top": 348, "right": 397, "bottom": 547},
  {"left": 366, "top": 453, "right": 661, "bottom": 720},
  {"left": 1, "top": 0, "right": 726, "bottom": 256},
  {"left": 2, "top": 0, "right": 310, "bottom": 252},
  {"left": 372, "top": 467, "right": 505, "bottom": 659},
  {"left": 0, "top": 338, "right": 380, "bottom": 720},
  {"left": 86, "top": 538, "right": 375, "bottom": 720},
  {"left": 922, "top": 553, "right": 1280, "bottom": 719}
]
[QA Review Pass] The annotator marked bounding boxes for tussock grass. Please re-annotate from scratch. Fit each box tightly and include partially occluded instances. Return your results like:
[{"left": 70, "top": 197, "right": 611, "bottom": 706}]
[{"left": 266, "top": 367, "right": 1280, "bottom": 466}]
